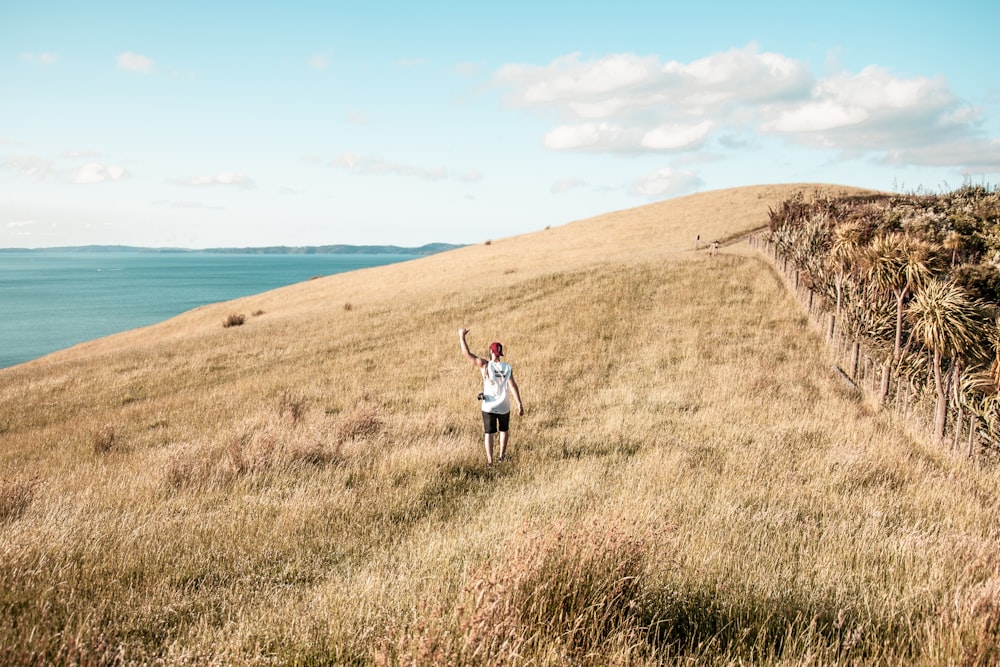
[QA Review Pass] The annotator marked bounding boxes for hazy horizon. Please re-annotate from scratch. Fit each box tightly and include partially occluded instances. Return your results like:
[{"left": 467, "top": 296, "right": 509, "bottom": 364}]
[{"left": 0, "top": 241, "right": 464, "bottom": 252}]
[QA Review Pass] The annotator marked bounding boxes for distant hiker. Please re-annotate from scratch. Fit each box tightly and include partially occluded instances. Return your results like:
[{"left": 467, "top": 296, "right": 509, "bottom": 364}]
[
  {"left": 710, "top": 240, "right": 719, "bottom": 256},
  {"left": 458, "top": 327, "right": 524, "bottom": 466},
  {"left": 694, "top": 234, "right": 701, "bottom": 251}
]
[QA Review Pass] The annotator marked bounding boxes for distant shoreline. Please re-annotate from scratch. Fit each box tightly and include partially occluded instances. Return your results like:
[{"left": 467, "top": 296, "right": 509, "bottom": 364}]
[{"left": 0, "top": 243, "right": 465, "bottom": 256}]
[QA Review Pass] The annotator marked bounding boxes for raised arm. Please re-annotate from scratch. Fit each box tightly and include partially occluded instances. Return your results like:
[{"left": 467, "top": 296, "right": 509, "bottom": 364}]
[{"left": 458, "top": 327, "right": 487, "bottom": 369}]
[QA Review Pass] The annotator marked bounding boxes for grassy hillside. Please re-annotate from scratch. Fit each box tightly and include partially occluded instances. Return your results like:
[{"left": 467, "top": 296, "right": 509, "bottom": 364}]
[{"left": 3, "top": 184, "right": 999, "bottom": 665}]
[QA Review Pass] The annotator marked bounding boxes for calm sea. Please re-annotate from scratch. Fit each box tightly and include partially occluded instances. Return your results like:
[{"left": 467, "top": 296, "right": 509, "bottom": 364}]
[{"left": 0, "top": 251, "right": 414, "bottom": 369}]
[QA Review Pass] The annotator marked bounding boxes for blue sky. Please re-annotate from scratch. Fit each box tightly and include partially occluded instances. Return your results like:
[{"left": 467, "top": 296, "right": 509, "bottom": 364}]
[{"left": 2, "top": 1, "right": 998, "bottom": 248}]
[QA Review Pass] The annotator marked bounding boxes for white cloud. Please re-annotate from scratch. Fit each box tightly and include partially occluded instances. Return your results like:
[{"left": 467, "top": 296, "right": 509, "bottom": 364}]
[
  {"left": 817, "top": 66, "right": 949, "bottom": 110},
  {"left": 5, "top": 219, "right": 39, "bottom": 237},
  {"left": 499, "top": 52, "right": 660, "bottom": 106},
  {"left": 117, "top": 52, "right": 154, "bottom": 73},
  {"left": 4, "top": 155, "right": 54, "bottom": 179},
  {"left": 495, "top": 45, "right": 811, "bottom": 154},
  {"left": 21, "top": 52, "right": 59, "bottom": 65},
  {"left": 496, "top": 45, "right": 810, "bottom": 114},
  {"left": 3, "top": 155, "right": 55, "bottom": 178},
  {"left": 543, "top": 119, "right": 712, "bottom": 153},
  {"left": 765, "top": 66, "right": 953, "bottom": 136},
  {"left": 73, "top": 163, "right": 129, "bottom": 184},
  {"left": 941, "top": 106, "right": 982, "bottom": 127},
  {"left": 640, "top": 120, "right": 713, "bottom": 150},
  {"left": 761, "top": 65, "right": 977, "bottom": 155},
  {"left": 494, "top": 45, "right": 996, "bottom": 173},
  {"left": 5, "top": 154, "right": 133, "bottom": 184},
  {"left": 764, "top": 101, "right": 869, "bottom": 133},
  {"left": 567, "top": 97, "right": 647, "bottom": 120},
  {"left": 308, "top": 54, "right": 328, "bottom": 70},
  {"left": 176, "top": 172, "right": 255, "bottom": 188},
  {"left": 881, "top": 139, "right": 1000, "bottom": 173},
  {"left": 664, "top": 46, "right": 811, "bottom": 104},
  {"left": 631, "top": 167, "right": 704, "bottom": 199},
  {"left": 544, "top": 122, "right": 625, "bottom": 151}
]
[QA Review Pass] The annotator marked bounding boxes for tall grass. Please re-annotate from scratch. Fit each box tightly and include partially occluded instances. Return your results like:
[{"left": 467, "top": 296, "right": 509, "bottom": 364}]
[
  {"left": 3, "top": 185, "right": 999, "bottom": 664},
  {"left": 379, "top": 516, "right": 670, "bottom": 665}
]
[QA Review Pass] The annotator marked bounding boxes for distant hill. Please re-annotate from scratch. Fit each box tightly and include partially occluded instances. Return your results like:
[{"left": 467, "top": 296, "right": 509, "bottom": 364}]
[{"left": 0, "top": 243, "right": 464, "bottom": 255}]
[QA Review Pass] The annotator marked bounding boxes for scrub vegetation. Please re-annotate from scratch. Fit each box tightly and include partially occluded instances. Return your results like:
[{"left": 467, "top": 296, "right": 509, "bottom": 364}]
[
  {"left": 765, "top": 184, "right": 1000, "bottom": 447},
  {"left": 2, "top": 184, "right": 1000, "bottom": 665}
]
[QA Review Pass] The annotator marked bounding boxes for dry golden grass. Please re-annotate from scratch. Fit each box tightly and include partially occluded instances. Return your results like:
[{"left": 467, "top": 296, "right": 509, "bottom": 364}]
[{"left": 3, "top": 184, "right": 1000, "bottom": 664}]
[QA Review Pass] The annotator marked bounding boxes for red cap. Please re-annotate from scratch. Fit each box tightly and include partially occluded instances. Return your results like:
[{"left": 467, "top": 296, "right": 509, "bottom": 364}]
[{"left": 489, "top": 341, "right": 504, "bottom": 357}]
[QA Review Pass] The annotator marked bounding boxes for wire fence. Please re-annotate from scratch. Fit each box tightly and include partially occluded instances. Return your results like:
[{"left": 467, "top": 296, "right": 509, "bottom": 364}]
[{"left": 748, "top": 233, "right": 991, "bottom": 459}]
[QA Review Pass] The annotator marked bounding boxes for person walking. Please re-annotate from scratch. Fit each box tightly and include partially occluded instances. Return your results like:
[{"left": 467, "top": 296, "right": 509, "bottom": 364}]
[{"left": 458, "top": 327, "right": 524, "bottom": 465}]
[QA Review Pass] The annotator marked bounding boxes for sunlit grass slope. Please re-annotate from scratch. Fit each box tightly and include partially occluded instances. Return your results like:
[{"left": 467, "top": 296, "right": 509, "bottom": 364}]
[{"left": 3, "top": 184, "right": 1000, "bottom": 665}]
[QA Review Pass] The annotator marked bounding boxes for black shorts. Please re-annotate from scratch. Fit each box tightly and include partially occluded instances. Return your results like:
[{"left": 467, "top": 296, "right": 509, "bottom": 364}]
[{"left": 482, "top": 411, "right": 510, "bottom": 434}]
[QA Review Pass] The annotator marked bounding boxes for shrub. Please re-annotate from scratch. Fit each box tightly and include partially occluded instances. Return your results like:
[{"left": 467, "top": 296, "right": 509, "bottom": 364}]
[
  {"left": 92, "top": 426, "right": 116, "bottom": 454},
  {"left": 162, "top": 443, "right": 219, "bottom": 492},
  {"left": 954, "top": 264, "right": 1000, "bottom": 304},
  {"left": 161, "top": 413, "right": 342, "bottom": 493},
  {"left": 0, "top": 478, "right": 36, "bottom": 523},
  {"left": 223, "top": 313, "right": 246, "bottom": 328},
  {"left": 278, "top": 389, "right": 308, "bottom": 424},
  {"left": 380, "top": 517, "right": 667, "bottom": 664},
  {"left": 335, "top": 404, "right": 383, "bottom": 443},
  {"left": 343, "top": 302, "right": 353, "bottom": 312}
]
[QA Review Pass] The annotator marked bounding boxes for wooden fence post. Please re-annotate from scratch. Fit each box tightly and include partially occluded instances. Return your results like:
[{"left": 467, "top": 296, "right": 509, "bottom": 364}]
[
  {"left": 968, "top": 416, "right": 976, "bottom": 459},
  {"left": 879, "top": 362, "right": 890, "bottom": 404},
  {"left": 952, "top": 402, "right": 965, "bottom": 453},
  {"left": 752, "top": 240, "right": 996, "bottom": 452}
]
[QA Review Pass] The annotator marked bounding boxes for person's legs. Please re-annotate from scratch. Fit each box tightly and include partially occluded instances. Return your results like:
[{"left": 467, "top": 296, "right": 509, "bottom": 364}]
[
  {"left": 483, "top": 432, "right": 494, "bottom": 465},
  {"left": 496, "top": 412, "right": 511, "bottom": 461},
  {"left": 482, "top": 411, "right": 498, "bottom": 465}
]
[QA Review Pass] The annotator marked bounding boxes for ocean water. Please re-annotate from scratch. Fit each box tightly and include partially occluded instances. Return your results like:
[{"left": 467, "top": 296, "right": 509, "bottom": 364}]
[{"left": 0, "top": 251, "right": 414, "bottom": 369}]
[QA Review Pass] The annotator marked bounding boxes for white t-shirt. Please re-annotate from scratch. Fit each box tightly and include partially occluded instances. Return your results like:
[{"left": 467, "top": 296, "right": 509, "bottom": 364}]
[{"left": 481, "top": 360, "right": 512, "bottom": 414}]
